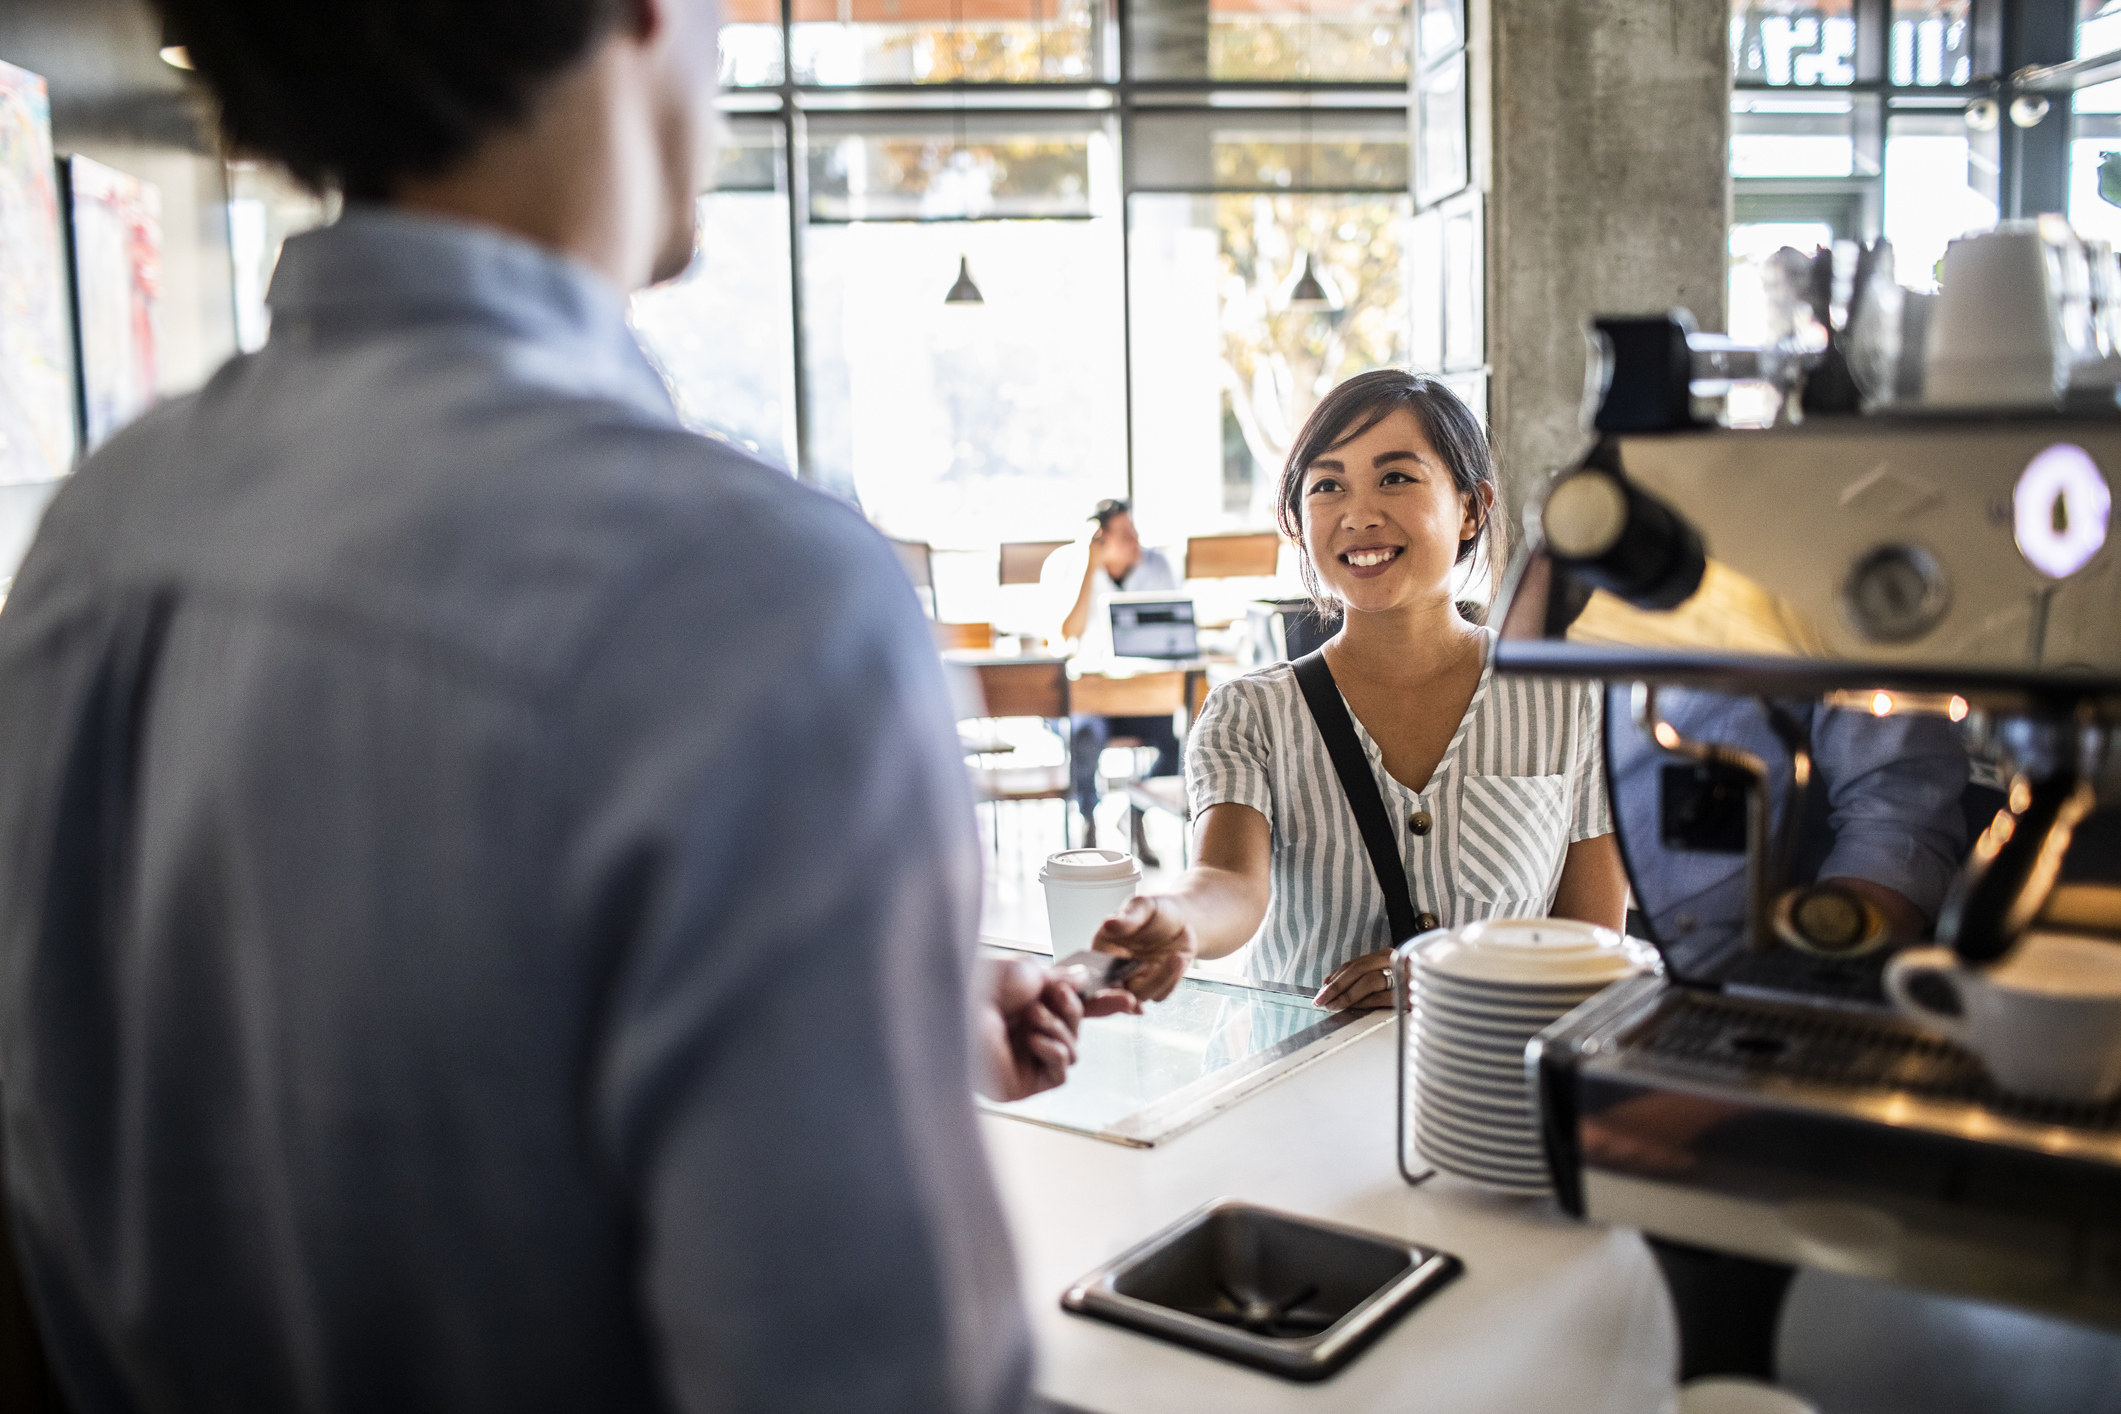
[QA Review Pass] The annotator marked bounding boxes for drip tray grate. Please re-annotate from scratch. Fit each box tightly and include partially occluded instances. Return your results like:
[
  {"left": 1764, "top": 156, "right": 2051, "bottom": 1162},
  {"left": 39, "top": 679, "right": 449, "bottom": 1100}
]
[{"left": 1627, "top": 990, "right": 2121, "bottom": 1133}]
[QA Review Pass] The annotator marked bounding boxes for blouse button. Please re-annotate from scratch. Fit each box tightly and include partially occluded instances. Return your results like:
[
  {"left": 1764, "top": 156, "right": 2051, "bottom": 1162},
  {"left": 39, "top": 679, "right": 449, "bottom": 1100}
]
[
  {"left": 1417, "top": 911, "right": 1440, "bottom": 932},
  {"left": 1409, "top": 810, "right": 1433, "bottom": 837}
]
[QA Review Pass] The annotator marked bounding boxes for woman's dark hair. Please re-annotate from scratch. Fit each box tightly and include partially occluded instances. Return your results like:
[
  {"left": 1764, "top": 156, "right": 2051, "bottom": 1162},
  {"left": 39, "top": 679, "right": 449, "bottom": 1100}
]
[
  {"left": 153, "top": 0, "right": 628, "bottom": 199},
  {"left": 1274, "top": 369, "right": 1499, "bottom": 607}
]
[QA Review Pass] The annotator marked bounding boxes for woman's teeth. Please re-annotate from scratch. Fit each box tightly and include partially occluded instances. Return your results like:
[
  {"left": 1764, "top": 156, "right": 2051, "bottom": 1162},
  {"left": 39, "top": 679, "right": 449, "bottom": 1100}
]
[{"left": 1344, "top": 548, "right": 1400, "bottom": 568}]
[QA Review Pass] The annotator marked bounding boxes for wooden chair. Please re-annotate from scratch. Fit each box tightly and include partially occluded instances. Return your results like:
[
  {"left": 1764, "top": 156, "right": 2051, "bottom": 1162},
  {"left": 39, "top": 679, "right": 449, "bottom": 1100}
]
[
  {"left": 999, "top": 540, "right": 1069, "bottom": 586},
  {"left": 959, "top": 659, "right": 1073, "bottom": 855},
  {"left": 1071, "top": 669, "right": 1188, "bottom": 859},
  {"left": 1185, "top": 531, "right": 1282, "bottom": 580},
  {"left": 933, "top": 621, "right": 995, "bottom": 652},
  {"left": 1123, "top": 776, "right": 1193, "bottom": 868},
  {"left": 890, "top": 538, "right": 938, "bottom": 616}
]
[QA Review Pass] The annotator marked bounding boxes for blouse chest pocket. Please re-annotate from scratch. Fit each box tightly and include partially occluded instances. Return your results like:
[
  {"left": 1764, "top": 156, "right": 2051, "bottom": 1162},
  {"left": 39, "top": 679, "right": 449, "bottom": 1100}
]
[{"left": 1453, "top": 774, "right": 1571, "bottom": 906}]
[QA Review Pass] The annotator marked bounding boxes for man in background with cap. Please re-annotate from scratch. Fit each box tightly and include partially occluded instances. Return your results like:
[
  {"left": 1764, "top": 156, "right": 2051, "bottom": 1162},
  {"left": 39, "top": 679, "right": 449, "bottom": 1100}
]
[{"left": 1043, "top": 499, "right": 1183, "bottom": 854}]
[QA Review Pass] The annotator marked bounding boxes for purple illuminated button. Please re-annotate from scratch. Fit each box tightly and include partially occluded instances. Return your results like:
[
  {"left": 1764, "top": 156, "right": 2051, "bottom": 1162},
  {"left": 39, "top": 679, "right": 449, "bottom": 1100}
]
[{"left": 2014, "top": 443, "right": 2111, "bottom": 580}]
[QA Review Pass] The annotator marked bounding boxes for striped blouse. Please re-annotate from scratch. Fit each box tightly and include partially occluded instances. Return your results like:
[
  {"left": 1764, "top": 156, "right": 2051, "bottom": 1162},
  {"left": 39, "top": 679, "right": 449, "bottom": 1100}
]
[{"left": 1186, "top": 629, "right": 1612, "bottom": 990}]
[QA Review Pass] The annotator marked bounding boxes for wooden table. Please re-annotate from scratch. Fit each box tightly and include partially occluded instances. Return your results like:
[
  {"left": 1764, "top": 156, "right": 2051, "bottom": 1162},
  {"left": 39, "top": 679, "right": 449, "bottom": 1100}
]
[
  {"left": 1069, "top": 658, "right": 1231, "bottom": 724},
  {"left": 942, "top": 653, "right": 1232, "bottom": 725}
]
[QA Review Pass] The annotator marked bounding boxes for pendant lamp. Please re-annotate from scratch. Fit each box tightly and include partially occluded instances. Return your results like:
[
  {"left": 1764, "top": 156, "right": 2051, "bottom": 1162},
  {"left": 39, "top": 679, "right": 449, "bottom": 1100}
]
[
  {"left": 1282, "top": 250, "right": 1341, "bottom": 311},
  {"left": 945, "top": 255, "right": 986, "bottom": 304},
  {"left": 1279, "top": 45, "right": 1345, "bottom": 315},
  {"left": 941, "top": 0, "right": 985, "bottom": 306}
]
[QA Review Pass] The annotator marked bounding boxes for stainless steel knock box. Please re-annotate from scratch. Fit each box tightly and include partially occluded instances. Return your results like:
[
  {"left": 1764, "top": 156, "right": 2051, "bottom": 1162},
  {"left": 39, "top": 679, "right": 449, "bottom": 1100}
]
[{"left": 1060, "top": 1199, "right": 1462, "bottom": 1381}]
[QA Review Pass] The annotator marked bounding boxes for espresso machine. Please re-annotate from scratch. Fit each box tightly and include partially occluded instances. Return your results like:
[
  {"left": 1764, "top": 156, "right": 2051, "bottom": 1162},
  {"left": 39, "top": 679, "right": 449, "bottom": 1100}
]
[{"left": 1498, "top": 225, "right": 2121, "bottom": 1383}]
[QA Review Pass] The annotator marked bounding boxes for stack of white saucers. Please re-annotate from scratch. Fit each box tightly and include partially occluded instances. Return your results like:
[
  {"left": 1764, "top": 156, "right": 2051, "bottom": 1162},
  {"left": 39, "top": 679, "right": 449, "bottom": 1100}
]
[{"left": 1407, "top": 919, "right": 1656, "bottom": 1194}]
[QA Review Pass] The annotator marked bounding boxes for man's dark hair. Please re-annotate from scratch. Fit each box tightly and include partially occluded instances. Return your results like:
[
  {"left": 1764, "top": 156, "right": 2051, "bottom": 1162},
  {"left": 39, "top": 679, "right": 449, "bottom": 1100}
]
[
  {"left": 1275, "top": 369, "right": 1499, "bottom": 606},
  {"left": 1089, "top": 498, "right": 1131, "bottom": 529},
  {"left": 154, "top": 0, "right": 629, "bottom": 199}
]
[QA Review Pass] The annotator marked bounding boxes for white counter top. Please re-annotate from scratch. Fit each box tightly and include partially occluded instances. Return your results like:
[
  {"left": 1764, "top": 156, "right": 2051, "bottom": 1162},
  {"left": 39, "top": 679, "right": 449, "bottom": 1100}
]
[{"left": 981, "top": 1022, "right": 1679, "bottom": 1413}]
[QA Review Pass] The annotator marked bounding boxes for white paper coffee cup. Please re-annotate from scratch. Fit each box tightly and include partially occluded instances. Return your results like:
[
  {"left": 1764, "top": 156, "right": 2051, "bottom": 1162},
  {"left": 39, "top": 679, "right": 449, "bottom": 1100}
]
[{"left": 1039, "top": 849, "right": 1142, "bottom": 959}]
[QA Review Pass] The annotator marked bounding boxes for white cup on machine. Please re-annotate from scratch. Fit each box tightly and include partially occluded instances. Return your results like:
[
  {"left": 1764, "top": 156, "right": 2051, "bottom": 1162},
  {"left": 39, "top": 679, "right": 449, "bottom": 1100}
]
[
  {"left": 1039, "top": 849, "right": 1142, "bottom": 960},
  {"left": 1884, "top": 932, "right": 2121, "bottom": 1104}
]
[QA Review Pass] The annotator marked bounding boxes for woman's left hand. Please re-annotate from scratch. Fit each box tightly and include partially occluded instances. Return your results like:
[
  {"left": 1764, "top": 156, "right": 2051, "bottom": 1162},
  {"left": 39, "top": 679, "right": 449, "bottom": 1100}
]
[{"left": 1314, "top": 948, "right": 1396, "bottom": 1011}]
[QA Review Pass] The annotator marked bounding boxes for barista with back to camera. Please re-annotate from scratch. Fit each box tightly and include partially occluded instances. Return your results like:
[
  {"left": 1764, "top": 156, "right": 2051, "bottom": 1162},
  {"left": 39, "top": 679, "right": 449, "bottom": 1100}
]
[{"left": 1091, "top": 370, "right": 1630, "bottom": 1008}]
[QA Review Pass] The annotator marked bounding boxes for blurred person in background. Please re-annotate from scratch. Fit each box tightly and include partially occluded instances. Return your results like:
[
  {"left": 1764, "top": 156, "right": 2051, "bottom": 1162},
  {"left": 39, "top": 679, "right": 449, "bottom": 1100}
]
[
  {"left": 0, "top": 2, "right": 1151, "bottom": 1412},
  {"left": 1042, "top": 498, "right": 1182, "bottom": 852}
]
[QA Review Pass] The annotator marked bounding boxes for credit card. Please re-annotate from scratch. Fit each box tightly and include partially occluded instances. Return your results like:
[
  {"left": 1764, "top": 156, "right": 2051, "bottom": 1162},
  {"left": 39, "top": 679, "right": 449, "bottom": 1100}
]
[{"left": 1052, "top": 949, "right": 1144, "bottom": 995}]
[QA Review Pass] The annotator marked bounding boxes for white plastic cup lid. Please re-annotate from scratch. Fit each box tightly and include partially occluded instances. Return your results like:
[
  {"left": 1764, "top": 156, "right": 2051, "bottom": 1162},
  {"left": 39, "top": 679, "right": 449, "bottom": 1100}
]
[
  {"left": 1413, "top": 917, "right": 1656, "bottom": 987},
  {"left": 1038, "top": 848, "right": 1142, "bottom": 885}
]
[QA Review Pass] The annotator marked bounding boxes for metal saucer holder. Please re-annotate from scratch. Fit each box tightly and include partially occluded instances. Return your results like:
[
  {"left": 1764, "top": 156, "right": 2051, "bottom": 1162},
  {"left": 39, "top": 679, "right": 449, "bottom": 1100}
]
[{"left": 1392, "top": 921, "right": 1660, "bottom": 1193}]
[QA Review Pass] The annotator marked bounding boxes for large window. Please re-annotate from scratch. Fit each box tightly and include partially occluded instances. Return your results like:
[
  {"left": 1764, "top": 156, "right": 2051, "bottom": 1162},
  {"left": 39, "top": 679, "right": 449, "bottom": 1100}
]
[
  {"left": 806, "top": 217, "right": 1127, "bottom": 544},
  {"left": 1891, "top": 0, "right": 1974, "bottom": 86},
  {"left": 1731, "top": 0, "right": 1858, "bottom": 87},
  {"left": 1129, "top": 0, "right": 1411, "bottom": 82},
  {"left": 1126, "top": 109, "right": 1411, "bottom": 535},
  {"left": 2071, "top": 2, "right": 2121, "bottom": 245},
  {"left": 1726, "top": 0, "right": 2000, "bottom": 322},
  {"left": 795, "top": 114, "right": 1124, "bottom": 542},
  {"left": 1884, "top": 105, "right": 1998, "bottom": 286},
  {"left": 619, "top": 0, "right": 1417, "bottom": 555},
  {"left": 791, "top": 0, "right": 1100, "bottom": 84},
  {"left": 722, "top": 0, "right": 789, "bottom": 84},
  {"left": 629, "top": 129, "right": 798, "bottom": 465}
]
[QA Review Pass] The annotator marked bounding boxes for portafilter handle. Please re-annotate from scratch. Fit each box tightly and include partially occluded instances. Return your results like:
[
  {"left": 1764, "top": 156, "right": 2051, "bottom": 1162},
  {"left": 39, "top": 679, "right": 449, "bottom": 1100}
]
[{"left": 1938, "top": 771, "right": 2096, "bottom": 965}]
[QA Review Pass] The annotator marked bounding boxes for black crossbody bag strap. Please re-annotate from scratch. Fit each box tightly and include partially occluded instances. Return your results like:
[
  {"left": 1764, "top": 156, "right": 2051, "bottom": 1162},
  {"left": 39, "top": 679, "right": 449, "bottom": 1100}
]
[{"left": 1290, "top": 649, "right": 1421, "bottom": 945}]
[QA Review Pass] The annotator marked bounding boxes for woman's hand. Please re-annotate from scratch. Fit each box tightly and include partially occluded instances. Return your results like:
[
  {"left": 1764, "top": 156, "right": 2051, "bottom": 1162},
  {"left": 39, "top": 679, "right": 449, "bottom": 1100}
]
[
  {"left": 1313, "top": 948, "right": 1396, "bottom": 1011},
  {"left": 976, "top": 957, "right": 1140, "bottom": 1102},
  {"left": 1090, "top": 895, "right": 1198, "bottom": 1002}
]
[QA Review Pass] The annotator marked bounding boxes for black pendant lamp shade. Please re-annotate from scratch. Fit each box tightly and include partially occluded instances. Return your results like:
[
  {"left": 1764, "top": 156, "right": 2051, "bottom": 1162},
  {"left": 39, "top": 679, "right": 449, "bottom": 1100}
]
[
  {"left": 1282, "top": 79, "right": 1344, "bottom": 314},
  {"left": 1283, "top": 250, "right": 1341, "bottom": 311},
  {"left": 945, "top": 254, "right": 986, "bottom": 305}
]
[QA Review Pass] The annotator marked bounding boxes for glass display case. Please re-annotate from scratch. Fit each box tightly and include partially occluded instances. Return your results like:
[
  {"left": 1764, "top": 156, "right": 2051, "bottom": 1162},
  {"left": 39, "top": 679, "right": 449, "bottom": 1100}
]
[{"left": 979, "top": 942, "right": 1389, "bottom": 1146}]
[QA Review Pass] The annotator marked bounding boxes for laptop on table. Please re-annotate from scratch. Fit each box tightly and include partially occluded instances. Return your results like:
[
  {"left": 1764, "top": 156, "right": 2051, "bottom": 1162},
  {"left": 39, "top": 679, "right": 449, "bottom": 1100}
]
[{"left": 1108, "top": 596, "right": 1199, "bottom": 661}]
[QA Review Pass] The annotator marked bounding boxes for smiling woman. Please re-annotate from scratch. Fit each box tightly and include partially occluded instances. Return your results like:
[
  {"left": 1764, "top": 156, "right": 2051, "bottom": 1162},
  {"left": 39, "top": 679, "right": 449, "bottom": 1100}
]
[{"left": 1088, "top": 368, "right": 1628, "bottom": 1004}]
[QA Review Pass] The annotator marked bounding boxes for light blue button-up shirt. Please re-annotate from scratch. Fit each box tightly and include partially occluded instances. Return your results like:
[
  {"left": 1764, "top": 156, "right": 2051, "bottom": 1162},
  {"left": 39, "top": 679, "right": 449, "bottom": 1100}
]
[
  {"left": 0, "top": 209, "right": 1028, "bottom": 1414},
  {"left": 1609, "top": 687, "right": 1969, "bottom": 985}
]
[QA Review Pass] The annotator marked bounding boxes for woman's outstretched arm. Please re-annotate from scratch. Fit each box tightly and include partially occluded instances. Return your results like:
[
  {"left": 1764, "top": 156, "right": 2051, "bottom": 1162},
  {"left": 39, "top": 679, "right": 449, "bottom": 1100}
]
[{"left": 1090, "top": 803, "right": 1272, "bottom": 999}]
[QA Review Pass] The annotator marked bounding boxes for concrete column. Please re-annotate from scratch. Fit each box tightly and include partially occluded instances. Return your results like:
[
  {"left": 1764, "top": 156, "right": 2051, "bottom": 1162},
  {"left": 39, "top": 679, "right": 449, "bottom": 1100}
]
[{"left": 1485, "top": 0, "right": 1730, "bottom": 506}]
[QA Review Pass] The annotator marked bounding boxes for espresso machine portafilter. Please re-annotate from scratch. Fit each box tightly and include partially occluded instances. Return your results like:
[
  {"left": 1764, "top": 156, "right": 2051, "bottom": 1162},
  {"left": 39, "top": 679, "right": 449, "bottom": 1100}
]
[{"left": 1495, "top": 249, "right": 2121, "bottom": 1380}]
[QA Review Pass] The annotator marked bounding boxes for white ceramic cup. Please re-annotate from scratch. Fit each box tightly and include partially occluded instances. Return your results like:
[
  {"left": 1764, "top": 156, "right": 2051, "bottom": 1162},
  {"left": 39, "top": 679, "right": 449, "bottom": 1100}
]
[
  {"left": 1925, "top": 226, "right": 2071, "bottom": 407},
  {"left": 1884, "top": 932, "right": 2121, "bottom": 1103},
  {"left": 1040, "top": 849, "right": 1142, "bottom": 959}
]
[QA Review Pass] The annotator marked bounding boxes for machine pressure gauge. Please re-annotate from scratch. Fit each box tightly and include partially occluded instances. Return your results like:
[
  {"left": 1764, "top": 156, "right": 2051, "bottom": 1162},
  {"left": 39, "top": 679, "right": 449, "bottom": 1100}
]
[
  {"left": 1843, "top": 543, "right": 1950, "bottom": 644},
  {"left": 2014, "top": 443, "right": 2110, "bottom": 579}
]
